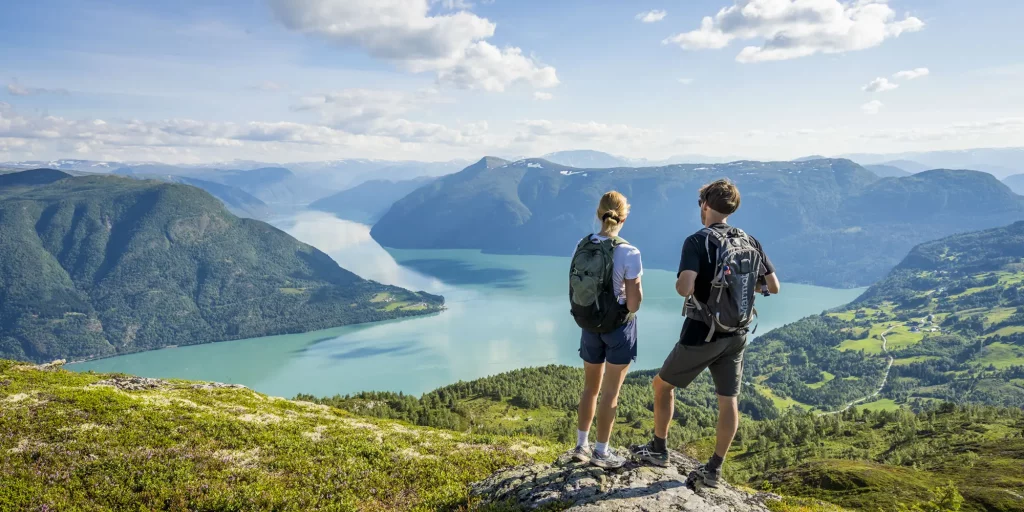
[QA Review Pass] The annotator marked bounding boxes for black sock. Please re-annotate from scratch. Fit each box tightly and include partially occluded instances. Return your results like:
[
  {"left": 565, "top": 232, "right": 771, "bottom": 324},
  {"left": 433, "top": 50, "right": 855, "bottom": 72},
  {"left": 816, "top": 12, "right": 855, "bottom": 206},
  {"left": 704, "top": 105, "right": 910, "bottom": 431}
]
[
  {"left": 707, "top": 453, "right": 724, "bottom": 472},
  {"left": 652, "top": 435, "right": 667, "bottom": 453}
]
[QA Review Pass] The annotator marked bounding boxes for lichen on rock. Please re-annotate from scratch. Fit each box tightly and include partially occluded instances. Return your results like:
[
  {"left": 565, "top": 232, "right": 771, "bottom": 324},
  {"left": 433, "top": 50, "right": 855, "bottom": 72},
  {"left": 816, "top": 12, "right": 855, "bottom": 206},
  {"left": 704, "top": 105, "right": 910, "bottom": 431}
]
[{"left": 471, "top": 450, "right": 780, "bottom": 511}]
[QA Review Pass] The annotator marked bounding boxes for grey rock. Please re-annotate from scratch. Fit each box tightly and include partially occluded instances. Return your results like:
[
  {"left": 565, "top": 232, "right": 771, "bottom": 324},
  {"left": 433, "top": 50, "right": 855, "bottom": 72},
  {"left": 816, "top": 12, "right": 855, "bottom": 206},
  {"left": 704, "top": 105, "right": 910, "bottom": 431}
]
[
  {"left": 92, "top": 376, "right": 168, "bottom": 391},
  {"left": 472, "top": 450, "right": 779, "bottom": 511}
]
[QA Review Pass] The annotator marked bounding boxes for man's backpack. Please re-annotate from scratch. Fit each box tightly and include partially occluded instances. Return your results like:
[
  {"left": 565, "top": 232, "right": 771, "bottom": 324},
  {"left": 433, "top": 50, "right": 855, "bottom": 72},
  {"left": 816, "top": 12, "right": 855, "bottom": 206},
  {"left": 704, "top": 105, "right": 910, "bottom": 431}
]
[
  {"left": 684, "top": 226, "right": 762, "bottom": 342},
  {"left": 569, "top": 235, "right": 629, "bottom": 333}
]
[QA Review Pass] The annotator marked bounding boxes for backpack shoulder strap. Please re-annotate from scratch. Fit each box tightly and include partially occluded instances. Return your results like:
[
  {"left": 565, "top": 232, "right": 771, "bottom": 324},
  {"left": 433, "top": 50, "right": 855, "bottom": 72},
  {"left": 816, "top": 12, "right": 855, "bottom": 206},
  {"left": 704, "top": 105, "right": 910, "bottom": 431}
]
[
  {"left": 700, "top": 227, "right": 727, "bottom": 263},
  {"left": 608, "top": 236, "right": 628, "bottom": 247},
  {"left": 575, "top": 234, "right": 596, "bottom": 251}
]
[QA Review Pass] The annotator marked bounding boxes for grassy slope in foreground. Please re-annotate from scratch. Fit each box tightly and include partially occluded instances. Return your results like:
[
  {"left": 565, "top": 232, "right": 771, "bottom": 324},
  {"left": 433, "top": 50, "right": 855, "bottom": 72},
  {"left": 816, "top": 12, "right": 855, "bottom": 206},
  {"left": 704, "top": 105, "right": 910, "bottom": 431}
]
[{"left": 0, "top": 360, "right": 556, "bottom": 511}]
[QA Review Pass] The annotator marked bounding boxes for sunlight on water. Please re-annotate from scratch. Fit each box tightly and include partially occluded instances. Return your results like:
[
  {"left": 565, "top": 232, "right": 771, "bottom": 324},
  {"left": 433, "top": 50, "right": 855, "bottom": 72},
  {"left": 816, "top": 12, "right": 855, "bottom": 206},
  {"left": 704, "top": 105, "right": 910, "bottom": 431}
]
[{"left": 70, "top": 213, "right": 865, "bottom": 398}]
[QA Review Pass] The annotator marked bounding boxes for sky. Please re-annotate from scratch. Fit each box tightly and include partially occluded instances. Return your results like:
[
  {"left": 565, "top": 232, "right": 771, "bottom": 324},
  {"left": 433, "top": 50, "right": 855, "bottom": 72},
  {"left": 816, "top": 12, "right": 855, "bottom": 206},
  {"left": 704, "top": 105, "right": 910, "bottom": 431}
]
[{"left": 1, "top": 0, "right": 1023, "bottom": 164}]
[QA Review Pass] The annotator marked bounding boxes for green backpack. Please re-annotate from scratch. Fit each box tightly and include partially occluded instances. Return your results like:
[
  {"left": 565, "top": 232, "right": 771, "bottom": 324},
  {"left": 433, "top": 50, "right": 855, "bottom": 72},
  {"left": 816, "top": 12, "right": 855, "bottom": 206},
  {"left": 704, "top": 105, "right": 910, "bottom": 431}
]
[{"left": 569, "top": 235, "right": 629, "bottom": 333}]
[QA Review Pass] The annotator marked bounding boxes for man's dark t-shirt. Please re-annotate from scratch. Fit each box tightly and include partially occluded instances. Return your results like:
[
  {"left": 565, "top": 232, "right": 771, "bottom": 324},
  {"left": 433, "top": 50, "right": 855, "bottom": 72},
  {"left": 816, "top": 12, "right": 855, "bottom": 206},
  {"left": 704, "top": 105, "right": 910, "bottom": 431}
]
[{"left": 678, "top": 223, "right": 775, "bottom": 346}]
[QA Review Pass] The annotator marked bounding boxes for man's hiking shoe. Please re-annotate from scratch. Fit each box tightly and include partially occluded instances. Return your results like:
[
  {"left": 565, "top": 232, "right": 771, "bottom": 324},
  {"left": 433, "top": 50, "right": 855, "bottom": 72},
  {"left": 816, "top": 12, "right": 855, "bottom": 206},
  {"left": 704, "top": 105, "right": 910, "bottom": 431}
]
[
  {"left": 688, "top": 463, "right": 721, "bottom": 489},
  {"left": 570, "top": 445, "right": 592, "bottom": 463},
  {"left": 629, "top": 442, "right": 670, "bottom": 467},
  {"left": 590, "top": 448, "right": 627, "bottom": 469}
]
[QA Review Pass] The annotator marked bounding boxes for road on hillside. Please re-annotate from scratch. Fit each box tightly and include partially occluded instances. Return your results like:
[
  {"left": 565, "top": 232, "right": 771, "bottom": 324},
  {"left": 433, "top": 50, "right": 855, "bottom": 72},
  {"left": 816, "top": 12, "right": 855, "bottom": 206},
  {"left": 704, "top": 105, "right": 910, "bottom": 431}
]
[{"left": 819, "top": 328, "right": 895, "bottom": 416}]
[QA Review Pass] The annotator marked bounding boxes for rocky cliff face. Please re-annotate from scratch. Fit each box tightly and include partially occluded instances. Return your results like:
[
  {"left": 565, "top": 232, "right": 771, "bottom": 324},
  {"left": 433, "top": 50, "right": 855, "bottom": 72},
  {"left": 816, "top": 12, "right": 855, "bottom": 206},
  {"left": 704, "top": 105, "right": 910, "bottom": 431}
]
[{"left": 472, "top": 450, "right": 779, "bottom": 511}]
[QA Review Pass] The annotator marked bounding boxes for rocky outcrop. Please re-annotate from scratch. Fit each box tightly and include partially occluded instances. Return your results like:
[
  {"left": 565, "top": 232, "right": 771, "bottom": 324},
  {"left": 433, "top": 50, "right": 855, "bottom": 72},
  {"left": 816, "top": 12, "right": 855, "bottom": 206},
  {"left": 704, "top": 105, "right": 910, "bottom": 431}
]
[{"left": 471, "top": 450, "right": 779, "bottom": 511}]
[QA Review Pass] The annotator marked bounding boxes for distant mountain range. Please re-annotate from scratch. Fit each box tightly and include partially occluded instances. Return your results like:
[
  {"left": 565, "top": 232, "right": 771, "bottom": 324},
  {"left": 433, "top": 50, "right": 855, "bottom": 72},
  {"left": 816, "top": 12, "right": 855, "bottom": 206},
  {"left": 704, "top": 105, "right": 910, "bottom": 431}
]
[
  {"left": 540, "top": 150, "right": 740, "bottom": 169},
  {"left": 0, "top": 169, "right": 443, "bottom": 363},
  {"left": 371, "top": 157, "right": 1024, "bottom": 288},
  {"left": 120, "top": 173, "right": 271, "bottom": 219},
  {"left": 842, "top": 148, "right": 1024, "bottom": 179},
  {"left": 1005, "top": 174, "right": 1024, "bottom": 195},
  {"left": 864, "top": 164, "right": 913, "bottom": 178},
  {"left": 309, "top": 177, "right": 436, "bottom": 225}
]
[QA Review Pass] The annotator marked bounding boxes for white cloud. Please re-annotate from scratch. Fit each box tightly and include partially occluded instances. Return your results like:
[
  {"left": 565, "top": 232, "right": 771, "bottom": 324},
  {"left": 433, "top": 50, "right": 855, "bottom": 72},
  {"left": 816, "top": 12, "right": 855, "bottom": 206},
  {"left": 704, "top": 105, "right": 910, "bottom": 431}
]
[
  {"left": 894, "top": 67, "right": 930, "bottom": 80},
  {"left": 534, "top": 92, "right": 554, "bottom": 101},
  {"left": 435, "top": 42, "right": 559, "bottom": 92},
  {"left": 636, "top": 10, "right": 668, "bottom": 23},
  {"left": 863, "top": 77, "right": 899, "bottom": 93},
  {"left": 678, "top": 78, "right": 695, "bottom": 85},
  {"left": 665, "top": 0, "right": 925, "bottom": 63},
  {"left": 268, "top": 0, "right": 557, "bottom": 92},
  {"left": 6, "top": 81, "right": 70, "bottom": 96},
  {"left": 861, "top": 100, "right": 884, "bottom": 115},
  {"left": 0, "top": 101, "right": 486, "bottom": 163},
  {"left": 515, "top": 120, "right": 659, "bottom": 142}
]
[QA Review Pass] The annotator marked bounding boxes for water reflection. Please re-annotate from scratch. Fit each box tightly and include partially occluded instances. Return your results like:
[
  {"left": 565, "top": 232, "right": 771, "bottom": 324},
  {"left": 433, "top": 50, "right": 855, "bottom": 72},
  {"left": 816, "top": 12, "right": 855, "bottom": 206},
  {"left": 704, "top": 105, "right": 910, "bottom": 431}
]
[{"left": 272, "top": 211, "right": 444, "bottom": 293}]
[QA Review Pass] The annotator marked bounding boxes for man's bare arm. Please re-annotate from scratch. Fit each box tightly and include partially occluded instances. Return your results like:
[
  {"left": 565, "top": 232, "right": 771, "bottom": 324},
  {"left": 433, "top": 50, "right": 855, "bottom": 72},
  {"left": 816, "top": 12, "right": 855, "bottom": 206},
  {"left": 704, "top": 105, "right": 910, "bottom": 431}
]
[
  {"left": 676, "top": 270, "right": 697, "bottom": 297},
  {"left": 764, "top": 272, "right": 781, "bottom": 294}
]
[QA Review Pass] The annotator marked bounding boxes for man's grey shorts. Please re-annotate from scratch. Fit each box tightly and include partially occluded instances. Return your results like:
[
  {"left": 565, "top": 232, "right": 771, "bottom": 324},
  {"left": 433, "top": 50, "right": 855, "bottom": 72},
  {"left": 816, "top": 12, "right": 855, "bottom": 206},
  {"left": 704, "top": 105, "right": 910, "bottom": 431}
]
[{"left": 658, "top": 334, "right": 748, "bottom": 397}]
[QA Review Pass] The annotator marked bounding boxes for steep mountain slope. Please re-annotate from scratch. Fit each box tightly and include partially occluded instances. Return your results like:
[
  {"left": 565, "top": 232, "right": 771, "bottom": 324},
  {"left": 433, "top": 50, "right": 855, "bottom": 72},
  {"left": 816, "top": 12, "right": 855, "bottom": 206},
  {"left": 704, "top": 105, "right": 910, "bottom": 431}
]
[
  {"left": 747, "top": 221, "right": 1024, "bottom": 412},
  {"left": 1006, "top": 173, "right": 1024, "bottom": 195},
  {"left": 373, "top": 158, "right": 1024, "bottom": 287},
  {"left": 309, "top": 176, "right": 434, "bottom": 224},
  {"left": 864, "top": 164, "right": 912, "bottom": 177},
  {"left": 0, "top": 173, "right": 442, "bottom": 363}
]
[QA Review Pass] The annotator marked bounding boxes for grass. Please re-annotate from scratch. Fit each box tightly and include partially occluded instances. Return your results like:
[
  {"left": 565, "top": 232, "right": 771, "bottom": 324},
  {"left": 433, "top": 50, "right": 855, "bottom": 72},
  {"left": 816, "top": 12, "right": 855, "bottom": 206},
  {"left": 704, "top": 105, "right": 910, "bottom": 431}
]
[
  {"left": 974, "top": 342, "right": 1024, "bottom": 369},
  {"left": 756, "top": 384, "right": 814, "bottom": 411},
  {"left": 0, "top": 360, "right": 556, "bottom": 511},
  {"left": 988, "top": 325, "right": 1024, "bottom": 338},
  {"left": 806, "top": 372, "right": 835, "bottom": 390},
  {"left": 893, "top": 356, "right": 940, "bottom": 366}
]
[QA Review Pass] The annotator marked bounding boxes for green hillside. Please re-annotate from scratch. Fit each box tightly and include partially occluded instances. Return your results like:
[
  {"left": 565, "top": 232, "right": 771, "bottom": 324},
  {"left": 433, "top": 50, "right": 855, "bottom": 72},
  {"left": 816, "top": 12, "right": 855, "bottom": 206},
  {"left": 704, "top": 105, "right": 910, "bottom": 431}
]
[
  {"left": 0, "top": 171, "right": 443, "bottom": 363},
  {"left": 309, "top": 365, "right": 1024, "bottom": 512},
  {"left": 372, "top": 158, "right": 1024, "bottom": 287},
  {"left": 0, "top": 360, "right": 554, "bottom": 511},
  {"left": 747, "top": 221, "right": 1024, "bottom": 412}
]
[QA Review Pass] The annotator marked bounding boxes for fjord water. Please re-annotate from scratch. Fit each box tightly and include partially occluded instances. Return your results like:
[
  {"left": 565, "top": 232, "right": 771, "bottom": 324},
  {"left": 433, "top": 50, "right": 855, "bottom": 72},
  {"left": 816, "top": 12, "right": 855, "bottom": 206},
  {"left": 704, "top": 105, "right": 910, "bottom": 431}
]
[{"left": 70, "top": 212, "right": 863, "bottom": 397}]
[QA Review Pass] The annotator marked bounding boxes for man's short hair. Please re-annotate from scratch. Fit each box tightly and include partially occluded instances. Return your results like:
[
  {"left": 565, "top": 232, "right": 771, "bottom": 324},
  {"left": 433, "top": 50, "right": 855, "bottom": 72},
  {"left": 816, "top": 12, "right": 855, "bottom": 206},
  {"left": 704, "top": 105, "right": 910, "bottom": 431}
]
[{"left": 699, "top": 179, "right": 741, "bottom": 215}]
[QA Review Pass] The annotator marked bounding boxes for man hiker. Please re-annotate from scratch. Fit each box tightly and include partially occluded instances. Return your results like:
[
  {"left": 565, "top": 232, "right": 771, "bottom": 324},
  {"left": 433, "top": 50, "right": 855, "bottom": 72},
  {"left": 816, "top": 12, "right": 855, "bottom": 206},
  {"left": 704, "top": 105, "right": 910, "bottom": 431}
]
[{"left": 630, "top": 179, "right": 780, "bottom": 488}]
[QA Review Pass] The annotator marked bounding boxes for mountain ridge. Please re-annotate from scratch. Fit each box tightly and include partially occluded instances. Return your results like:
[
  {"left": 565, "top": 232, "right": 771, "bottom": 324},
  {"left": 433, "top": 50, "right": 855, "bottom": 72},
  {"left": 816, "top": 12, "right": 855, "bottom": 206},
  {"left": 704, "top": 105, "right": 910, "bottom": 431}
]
[{"left": 372, "top": 157, "right": 1024, "bottom": 288}]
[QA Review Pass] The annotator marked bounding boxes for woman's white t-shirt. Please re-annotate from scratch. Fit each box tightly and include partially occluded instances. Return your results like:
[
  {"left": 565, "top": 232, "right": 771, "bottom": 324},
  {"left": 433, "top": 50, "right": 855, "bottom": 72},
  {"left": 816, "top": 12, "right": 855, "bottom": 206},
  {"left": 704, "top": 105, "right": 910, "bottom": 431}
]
[{"left": 583, "top": 235, "right": 643, "bottom": 305}]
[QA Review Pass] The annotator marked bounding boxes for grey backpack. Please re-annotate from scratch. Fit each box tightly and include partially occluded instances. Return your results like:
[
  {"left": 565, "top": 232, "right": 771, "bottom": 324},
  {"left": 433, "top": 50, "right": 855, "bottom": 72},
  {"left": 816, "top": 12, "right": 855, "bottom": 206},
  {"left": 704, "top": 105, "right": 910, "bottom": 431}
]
[
  {"left": 684, "top": 226, "right": 762, "bottom": 342},
  {"left": 569, "top": 235, "right": 629, "bottom": 333}
]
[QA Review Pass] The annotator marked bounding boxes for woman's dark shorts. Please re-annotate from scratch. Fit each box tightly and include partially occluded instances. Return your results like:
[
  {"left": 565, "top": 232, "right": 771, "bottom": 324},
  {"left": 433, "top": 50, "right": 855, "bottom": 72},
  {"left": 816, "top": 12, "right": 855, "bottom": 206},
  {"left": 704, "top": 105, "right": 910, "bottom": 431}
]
[{"left": 580, "top": 316, "right": 637, "bottom": 365}]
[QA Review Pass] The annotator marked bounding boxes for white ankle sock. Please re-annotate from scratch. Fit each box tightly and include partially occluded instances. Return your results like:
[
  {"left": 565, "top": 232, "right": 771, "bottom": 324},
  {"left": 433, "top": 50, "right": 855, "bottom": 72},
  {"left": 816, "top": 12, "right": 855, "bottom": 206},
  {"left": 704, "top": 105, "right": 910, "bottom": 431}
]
[
  {"left": 594, "top": 441, "right": 609, "bottom": 456},
  {"left": 576, "top": 430, "right": 589, "bottom": 448}
]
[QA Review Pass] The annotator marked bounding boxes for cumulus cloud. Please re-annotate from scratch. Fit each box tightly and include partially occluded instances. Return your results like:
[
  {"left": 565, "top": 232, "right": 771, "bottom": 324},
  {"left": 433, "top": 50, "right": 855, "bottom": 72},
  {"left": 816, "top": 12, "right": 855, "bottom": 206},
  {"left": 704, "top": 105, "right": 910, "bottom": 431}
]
[
  {"left": 515, "top": 120, "right": 659, "bottom": 142},
  {"left": 268, "top": 0, "right": 557, "bottom": 92},
  {"left": 0, "top": 101, "right": 488, "bottom": 163},
  {"left": 664, "top": 0, "right": 925, "bottom": 63},
  {"left": 863, "top": 77, "right": 899, "bottom": 93},
  {"left": 636, "top": 10, "right": 667, "bottom": 23},
  {"left": 861, "top": 100, "right": 884, "bottom": 115},
  {"left": 534, "top": 92, "right": 554, "bottom": 100},
  {"left": 6, "top": 81, "right": 70, "bottom": 96},
  {"left": 288, "top": 88, "right": 485, "bottom": 143},
  {"left": 894, "top": 67, "right": 930, "bottom": 80}
]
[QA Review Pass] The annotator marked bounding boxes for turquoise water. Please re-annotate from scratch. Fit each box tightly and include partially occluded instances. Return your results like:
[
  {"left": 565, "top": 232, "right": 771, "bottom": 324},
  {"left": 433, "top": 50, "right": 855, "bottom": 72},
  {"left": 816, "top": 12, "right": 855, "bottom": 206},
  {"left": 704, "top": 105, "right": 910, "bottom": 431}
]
[{"left": 69, "top": 212, "right": 863, "bottom": 398}]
